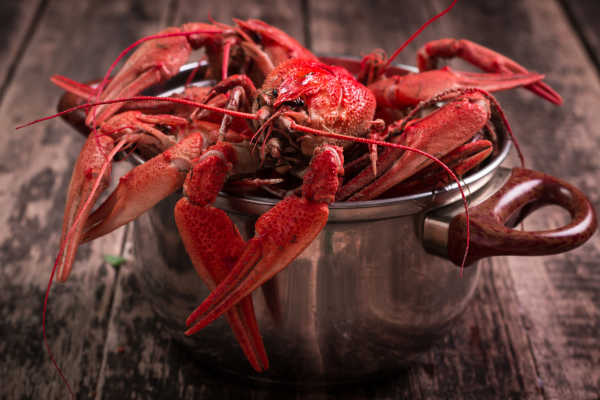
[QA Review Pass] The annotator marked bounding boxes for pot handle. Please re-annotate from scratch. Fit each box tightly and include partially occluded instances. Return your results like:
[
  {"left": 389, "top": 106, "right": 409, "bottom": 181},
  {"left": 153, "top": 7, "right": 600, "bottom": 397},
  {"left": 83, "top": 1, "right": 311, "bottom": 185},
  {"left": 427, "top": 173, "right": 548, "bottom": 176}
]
[{"left": 429, "top": 167, "right": 597, "bottom": 266}]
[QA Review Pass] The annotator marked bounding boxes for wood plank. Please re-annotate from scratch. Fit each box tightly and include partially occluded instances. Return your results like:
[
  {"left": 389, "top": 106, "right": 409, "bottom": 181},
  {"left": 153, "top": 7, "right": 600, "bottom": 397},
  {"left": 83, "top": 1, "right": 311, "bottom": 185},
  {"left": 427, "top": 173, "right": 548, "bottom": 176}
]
[
  {"left": 0, "top": 0, "right": 171, "bottom": 398},
  {"left": 463, "top": 1, "right": 600, "bottom": 398},
  {"left": 310, "top": 0, "right": 600, "bottom": 399},
  {"left": 0, "top": 0, "right": 44, "bottom": 99},
  {"left": 94, "top": 1, "right": 309, "bottom": 399},
  {"left": 561, "top": 0, "right": 600, "bottom": 70},
  {"left": 408, "top": 259, "right": 543, "bottom": 399},
  {"left": 310, "top": 2, "right": 544, "bottom": 398}
]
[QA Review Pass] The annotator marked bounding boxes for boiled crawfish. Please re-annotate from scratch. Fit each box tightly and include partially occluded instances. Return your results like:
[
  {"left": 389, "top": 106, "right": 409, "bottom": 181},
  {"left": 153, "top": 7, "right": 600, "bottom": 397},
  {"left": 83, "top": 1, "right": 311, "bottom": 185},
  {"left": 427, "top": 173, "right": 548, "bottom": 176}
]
[{"left": 40, "top": 8, "right": 561, "bottom": 378}]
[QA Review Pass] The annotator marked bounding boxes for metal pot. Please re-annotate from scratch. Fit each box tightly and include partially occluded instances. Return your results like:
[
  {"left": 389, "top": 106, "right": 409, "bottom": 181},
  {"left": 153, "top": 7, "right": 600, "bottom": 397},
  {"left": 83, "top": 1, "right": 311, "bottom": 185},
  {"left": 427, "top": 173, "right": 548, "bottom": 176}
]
[
  {"left": 58, "top": 58, "right": 597, "bottom": 385},
  {"left": 130, "top": 64, "right": 596, "bottom": 385},
  {"left": 133, "top": 144, "right": 594, "bottom": 385}
]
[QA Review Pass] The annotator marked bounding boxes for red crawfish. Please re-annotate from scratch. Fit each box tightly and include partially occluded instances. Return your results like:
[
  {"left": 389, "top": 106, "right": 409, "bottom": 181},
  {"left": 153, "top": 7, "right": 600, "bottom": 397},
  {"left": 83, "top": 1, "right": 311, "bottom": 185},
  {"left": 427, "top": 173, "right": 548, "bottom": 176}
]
[{"left": 22, "top": 2, "right": 561, "bottom": 391}]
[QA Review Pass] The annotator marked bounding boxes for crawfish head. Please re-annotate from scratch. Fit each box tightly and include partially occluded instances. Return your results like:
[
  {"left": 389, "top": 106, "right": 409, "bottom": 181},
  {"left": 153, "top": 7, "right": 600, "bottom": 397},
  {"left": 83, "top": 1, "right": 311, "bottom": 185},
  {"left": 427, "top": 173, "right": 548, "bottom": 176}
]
[{"left": 251, "top": 58, "right": 377, "bottom": 158}]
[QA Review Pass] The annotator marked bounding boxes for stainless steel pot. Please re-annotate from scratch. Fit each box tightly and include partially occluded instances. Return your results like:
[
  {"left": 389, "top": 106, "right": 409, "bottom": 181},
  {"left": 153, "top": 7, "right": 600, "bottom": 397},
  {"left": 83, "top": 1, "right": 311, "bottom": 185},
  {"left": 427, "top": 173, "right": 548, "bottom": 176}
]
[
  {"left": 59, "top": 58, "right": 597, "bottom": 385},
  {"left": 133, "top": 148, "right": 500, "bottom": 384},
  {"left": 133, "top": 139, "right": 595, "bottom": 385}
]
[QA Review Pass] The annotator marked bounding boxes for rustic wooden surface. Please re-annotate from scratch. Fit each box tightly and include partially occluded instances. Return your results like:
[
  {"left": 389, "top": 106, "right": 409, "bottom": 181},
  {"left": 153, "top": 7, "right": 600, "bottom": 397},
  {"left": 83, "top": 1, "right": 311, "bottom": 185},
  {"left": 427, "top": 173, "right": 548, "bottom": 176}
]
[{"left": 1, "top": 0, "right": 598, "bottom": 399}]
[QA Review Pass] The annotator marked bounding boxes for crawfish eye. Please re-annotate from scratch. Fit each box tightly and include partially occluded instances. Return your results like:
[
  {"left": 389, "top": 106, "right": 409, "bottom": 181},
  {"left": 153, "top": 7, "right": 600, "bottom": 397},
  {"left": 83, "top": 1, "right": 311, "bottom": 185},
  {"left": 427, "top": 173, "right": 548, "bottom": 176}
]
[{"left": 271, "top": 89, "right": 278, "bottom": 97}]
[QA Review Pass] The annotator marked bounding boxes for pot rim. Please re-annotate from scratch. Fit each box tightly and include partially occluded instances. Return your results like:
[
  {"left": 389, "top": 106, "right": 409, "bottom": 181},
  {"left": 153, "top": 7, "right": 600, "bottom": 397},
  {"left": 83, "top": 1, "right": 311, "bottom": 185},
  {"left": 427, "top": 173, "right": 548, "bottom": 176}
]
[{"left": 212, "top": 136, "right": 510, "bottom": 221}]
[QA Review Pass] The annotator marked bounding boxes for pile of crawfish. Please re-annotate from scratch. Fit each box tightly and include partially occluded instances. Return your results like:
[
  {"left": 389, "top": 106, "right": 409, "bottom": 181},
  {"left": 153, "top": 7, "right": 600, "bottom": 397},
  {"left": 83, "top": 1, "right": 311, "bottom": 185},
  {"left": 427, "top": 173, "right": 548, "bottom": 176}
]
[{"left": 32, "top": 2, "right": 561, "bottom": 384}]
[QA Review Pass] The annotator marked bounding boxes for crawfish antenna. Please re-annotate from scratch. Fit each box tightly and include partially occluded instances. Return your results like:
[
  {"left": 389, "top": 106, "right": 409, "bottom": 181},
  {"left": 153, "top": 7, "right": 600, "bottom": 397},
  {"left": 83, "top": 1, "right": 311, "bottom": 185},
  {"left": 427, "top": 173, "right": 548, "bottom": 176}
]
[
  {"left": 43, "top": 262, "right": 74, "bottom": 398},
  {"left": 16, "top": 96, "right": 259, "bottom": 131},
  {"left": 379, "top": 0, "right": 458, "bottom": 76}
]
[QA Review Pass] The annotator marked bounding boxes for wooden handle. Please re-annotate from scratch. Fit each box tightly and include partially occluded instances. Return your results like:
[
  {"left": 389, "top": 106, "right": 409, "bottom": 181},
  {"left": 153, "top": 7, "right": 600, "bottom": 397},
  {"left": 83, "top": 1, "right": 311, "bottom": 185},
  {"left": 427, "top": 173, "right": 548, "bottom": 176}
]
[{"left": 448, "top": 168, "right": 597, "bottom": 266}]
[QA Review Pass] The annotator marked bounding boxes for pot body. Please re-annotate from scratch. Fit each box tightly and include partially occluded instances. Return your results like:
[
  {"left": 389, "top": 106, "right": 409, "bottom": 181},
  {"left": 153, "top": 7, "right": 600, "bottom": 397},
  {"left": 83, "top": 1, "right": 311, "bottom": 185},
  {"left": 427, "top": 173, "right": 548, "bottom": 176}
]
[{"left": 133, "top": 192, "right": 482, "bottom": 384}]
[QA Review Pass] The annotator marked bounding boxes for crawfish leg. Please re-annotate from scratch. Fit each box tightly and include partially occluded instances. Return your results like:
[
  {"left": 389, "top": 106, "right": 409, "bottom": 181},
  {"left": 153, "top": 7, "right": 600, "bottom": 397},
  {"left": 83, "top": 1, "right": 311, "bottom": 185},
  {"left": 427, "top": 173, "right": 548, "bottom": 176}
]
[
  {"left": 416, "top": 38, "right": 562, "bottom": 105},
  {"left": 185, "top": 145, "right": 344, "bottom": 337},
  {"left": 174, "top": 142, "right": 269, "bottom": 372},
  {"left": 196, "top": 75, "right": 257, "bottom": 140},
  {"left": 369, "top": 68, "right": 545, "bottom": 111},
  {"left": 90, "top": 23, "right": 227, "bottom": 125},
  {"left": 203, "top": 74, "right": 257, "bottom": 104},
  {"left": 217, "top": 85, "right": 250, "bottom": 141},
  {"left": 82, "top": 131, "right": 206, "bottom": 243},
  {"left": 338, "top": 91, "right": 493, "bottom": 201},
  {"left": 382, "top": 139, "right": 493, "bottom": 197}
]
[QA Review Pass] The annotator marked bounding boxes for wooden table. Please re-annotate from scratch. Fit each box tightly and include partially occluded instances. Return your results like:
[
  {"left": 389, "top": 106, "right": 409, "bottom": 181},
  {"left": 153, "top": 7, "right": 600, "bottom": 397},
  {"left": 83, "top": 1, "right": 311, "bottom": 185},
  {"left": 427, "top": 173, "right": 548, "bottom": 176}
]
[{"left": 1, "top": 1, "right": 599, "bottom": 398}]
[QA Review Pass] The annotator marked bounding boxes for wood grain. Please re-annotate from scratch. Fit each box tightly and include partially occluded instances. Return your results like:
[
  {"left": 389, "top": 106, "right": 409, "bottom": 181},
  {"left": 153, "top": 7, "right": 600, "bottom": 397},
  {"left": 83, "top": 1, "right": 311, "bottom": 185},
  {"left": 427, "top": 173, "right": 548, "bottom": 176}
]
[
  {"left": 311, "top": 0, "right": 600, "bottom": 399},
  {"left": 0, "top": 0, "right": 598, "bottom": 399},
  {"left": 561, "top": 0, "right": 600, "bottom": 72},
  {"left": 0, "top": 0, "right": 169, "bottom": 398},
  {"left": 95, "top": 1, "right": 309, "bottom": 399},
  {"left": 0, "top": 0, "right": 44, "bottom": 102}
]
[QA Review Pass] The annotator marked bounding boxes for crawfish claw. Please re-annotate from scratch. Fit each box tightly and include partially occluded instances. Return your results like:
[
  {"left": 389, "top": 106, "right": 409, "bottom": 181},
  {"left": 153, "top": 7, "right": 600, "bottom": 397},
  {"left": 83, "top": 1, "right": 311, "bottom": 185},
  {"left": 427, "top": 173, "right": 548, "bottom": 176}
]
[
  {"left": 185, "top": 197, "right": 329, "bottom": 335},
  {"left": 186, "top": 145, "right": 343, "bottom": 336},
  {"left": 417, "top": 38, "right": 562, "bottom": 105},
  {"left": 56, "top": 134, "right": 114, "bottom": 282},
  {"left": 88, "top": 27, "right": 195, "bottom": 125}
]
